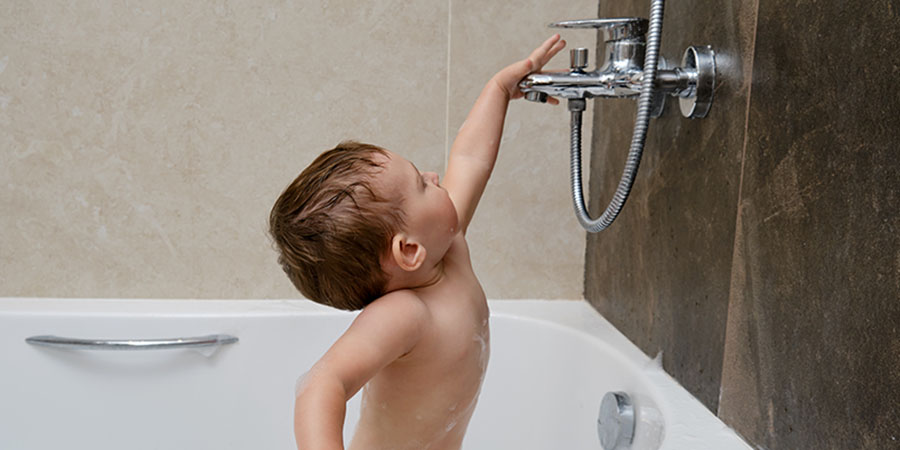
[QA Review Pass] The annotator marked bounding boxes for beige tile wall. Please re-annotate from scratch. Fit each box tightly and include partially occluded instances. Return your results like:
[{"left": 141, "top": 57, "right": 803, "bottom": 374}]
[{"left": 1, "top": 0, "right": 596, "bottom": 300}]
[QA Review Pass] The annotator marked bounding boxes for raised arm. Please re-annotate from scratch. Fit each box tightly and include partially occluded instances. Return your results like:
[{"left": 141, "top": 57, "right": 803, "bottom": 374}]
[
  {"left": 442, "top": 35, "right": 566, "bottom": 234},
  {"left": 293, "top": 291, "right": 429, "bottom": 450}
]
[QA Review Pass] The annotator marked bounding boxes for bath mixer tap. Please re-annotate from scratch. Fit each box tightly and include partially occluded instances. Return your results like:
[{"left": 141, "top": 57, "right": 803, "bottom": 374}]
[
  {"left": 521, "top": 18, "right": 649, "bottom": 101},
  {"left": 519, "top": 1, "right": 716, "bottom": 232},
  {"left": 520, "top": 18, "right": 713, "bottom": 116}
]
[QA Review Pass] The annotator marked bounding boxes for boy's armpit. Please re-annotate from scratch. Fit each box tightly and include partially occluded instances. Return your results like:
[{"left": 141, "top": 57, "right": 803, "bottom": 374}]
[{"left": 314, "top": 290, "right": 431, "bottom": 399}]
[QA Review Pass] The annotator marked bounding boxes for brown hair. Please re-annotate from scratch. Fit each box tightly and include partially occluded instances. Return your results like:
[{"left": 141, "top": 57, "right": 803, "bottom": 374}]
[{"left": 269, "top": 141, "right": 405, "bottom": 310}]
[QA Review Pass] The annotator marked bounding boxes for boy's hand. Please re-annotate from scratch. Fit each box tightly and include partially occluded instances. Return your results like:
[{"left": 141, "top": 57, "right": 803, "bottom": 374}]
[{"left": 492, "top": 34, "right": 567, "bottom": 105}]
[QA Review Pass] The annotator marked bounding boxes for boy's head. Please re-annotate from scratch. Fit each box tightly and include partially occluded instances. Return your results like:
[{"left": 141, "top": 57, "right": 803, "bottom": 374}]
[
  {"left": 269, "top": 141, "right": 402, "bottom": 310},
  {"left": 269, "top": 141, "right": 458, "bottom": 310}
]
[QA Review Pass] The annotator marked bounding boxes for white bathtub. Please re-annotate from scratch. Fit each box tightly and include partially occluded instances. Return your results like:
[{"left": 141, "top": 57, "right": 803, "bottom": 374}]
[{"left": 0, "top": 298, "right": 749, "bottom": 450}]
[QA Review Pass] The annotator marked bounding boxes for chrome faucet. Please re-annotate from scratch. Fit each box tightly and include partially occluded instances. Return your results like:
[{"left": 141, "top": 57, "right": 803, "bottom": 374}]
[
  {"left": 519, "top": 18, "right": 714, "bottom": 117},
  {"left": 518, "top": 2, "right": 717, "bottom": 233},
  {"left": 521, "top": 19, "right": 650, "bottom": 101}
]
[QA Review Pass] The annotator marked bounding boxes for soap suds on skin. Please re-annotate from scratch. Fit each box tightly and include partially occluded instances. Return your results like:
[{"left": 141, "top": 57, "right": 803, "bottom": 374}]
[{"left": 294, "top": 371, "right": 310, "bottom": 397}]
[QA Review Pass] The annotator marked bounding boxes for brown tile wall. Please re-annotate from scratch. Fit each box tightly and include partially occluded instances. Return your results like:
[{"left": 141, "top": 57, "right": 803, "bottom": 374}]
[
  {"left": 586, "top": 0, "right": 757, "bottom": 410},
  {"left": 584, "top": 1, "right": 900, "bottom": 448}
]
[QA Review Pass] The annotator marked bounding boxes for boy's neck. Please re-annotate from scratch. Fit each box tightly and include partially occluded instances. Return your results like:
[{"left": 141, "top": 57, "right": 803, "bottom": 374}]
[{"left": 384, "top": 259, "right": 446, "bottom": 293}]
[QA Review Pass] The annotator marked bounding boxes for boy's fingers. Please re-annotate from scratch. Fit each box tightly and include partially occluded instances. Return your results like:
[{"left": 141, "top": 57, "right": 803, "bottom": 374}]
[
  {"left": 536, "top": 34, "right": 561, "bottom": 54},
  {"left": 529, "top": 37, "right": 566, "bottom": 71},
  {"left": 537, "top": 40, "right": 566, "bottom": 68},
  {"left": 543, "top": 39, "right": 566, "bottom": 65},
  {"left": 529, "top": 34, "right": 561, "bottom": 62}
]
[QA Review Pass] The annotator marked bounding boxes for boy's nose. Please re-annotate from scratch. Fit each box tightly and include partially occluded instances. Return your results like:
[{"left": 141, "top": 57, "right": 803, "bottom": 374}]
[{"left": 425, "top": 172, "right": 439, "bottom": 185}]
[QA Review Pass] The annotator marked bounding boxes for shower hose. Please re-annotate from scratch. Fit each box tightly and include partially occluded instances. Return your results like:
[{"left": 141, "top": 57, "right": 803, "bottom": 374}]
[{"left": 569, "top": 0, "right": 664, "bottom": 232}]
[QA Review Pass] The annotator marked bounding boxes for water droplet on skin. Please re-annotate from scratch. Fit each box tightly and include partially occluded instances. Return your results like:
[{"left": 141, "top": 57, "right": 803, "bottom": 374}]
[{"left": 445, "top": 420, "right": 458, "bottom": 432}]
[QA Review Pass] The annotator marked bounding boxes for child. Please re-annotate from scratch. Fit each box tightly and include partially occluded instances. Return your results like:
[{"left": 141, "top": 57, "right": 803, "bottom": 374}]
[{"left": 269, "top": 35, "right": 566, "bottom": 450}]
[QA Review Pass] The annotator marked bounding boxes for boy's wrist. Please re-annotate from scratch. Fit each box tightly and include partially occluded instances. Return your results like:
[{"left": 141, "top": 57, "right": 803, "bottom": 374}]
[
  {"left": 491, "top": 57, "right": 533, "bottom": 101},
  {"left": 488, "top": 76, "right": 512, "bottom": 101},
  {"left": 490, "top": 71, "right": 523, "bottom": 102}
]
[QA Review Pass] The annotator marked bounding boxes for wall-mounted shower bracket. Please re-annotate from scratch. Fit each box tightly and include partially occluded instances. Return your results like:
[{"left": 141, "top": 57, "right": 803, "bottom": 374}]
[{"left": 518, "top": 1, "right": 716, "bottom": 232}]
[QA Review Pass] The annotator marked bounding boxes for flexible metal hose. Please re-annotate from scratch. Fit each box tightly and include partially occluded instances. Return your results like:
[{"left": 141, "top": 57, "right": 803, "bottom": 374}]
[{"left": 570, "top": 0, "right": 664, "bottom": 232}]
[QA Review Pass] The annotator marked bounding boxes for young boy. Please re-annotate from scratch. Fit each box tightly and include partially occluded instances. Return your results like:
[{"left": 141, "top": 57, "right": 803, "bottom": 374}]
[{"left": 269, "top": 35, "right": 566, "bottom": 450}]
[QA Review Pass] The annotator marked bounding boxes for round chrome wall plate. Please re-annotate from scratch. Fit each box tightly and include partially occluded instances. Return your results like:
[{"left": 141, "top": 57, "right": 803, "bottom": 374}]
[{"left": 679, "top": 45, "right": 716, "bottom": 118}]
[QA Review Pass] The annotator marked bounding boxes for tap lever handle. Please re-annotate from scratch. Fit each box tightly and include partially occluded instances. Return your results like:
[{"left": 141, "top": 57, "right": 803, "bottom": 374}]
[{"left": 549, "top": 18, "right": 648, "bottom": 41}]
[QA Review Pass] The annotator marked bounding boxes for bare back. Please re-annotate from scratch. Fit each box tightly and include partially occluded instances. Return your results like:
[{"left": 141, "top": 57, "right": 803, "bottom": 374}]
[{"left": 349, "top": 233, "right": 489, "bottom": 450}]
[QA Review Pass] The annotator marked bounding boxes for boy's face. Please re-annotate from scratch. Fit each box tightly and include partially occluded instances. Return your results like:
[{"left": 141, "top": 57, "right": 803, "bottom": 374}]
[{"left": 378, "top": 151, "right": 459, "bottom": 261}]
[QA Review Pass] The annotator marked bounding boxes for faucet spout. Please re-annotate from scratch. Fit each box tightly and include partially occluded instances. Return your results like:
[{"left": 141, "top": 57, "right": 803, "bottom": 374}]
[
  {"left": 519, "top": 50, "right": 709, "bottom": 104},
  {"left": 520, "top": 68, "right": 642, "bottom": 99},
  {"left": 520, "top": 30, "right": 648, "bottom": 100}
]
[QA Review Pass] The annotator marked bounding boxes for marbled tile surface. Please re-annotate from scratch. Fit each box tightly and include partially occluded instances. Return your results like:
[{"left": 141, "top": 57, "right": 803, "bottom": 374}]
[
  {"left": 718, "top": 1, "right": 900, "bottom": 448},
  {"left": 585, "top": 1, "right": 900, "bottom": 449},
  {"left": 585, "top": 0, "right": 757, "bottom": 410},
  {"left": 0, "top": 0, "right": 592, "bottom": 300}
]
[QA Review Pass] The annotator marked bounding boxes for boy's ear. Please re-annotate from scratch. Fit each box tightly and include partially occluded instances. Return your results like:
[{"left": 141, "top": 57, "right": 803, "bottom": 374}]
[{"left": 390, "top": 233, "right": 427, "bottom": 272}]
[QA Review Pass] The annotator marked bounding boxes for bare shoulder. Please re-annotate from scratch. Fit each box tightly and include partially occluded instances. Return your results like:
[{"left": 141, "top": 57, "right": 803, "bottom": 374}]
[
  {"left": 316, "top": 290, "right": 433, "bottom": 394},
  {"left": 355, "top": 289, "right": 432, "bottom": 334},
  {"left": 365, "top": 289, "right": 429, "bottom": 313}
]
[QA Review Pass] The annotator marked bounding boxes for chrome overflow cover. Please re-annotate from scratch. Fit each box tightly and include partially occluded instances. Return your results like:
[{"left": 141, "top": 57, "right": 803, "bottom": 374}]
[{"left": 598, "top": 391, "right": 635, "bottom": 449}]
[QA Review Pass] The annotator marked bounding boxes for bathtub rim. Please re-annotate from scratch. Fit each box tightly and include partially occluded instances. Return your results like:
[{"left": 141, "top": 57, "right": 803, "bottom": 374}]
[{"left": 0, "top": 297, "right": 750, "bottom": 449}]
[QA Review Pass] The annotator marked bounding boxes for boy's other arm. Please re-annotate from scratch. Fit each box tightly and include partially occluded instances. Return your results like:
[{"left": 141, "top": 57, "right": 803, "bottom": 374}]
[
  {"left": 293, "top": 290, "right": 430, "bottom": 450},
  {"left": 442, "top": 35, "right": 565, "bottom": 234}
]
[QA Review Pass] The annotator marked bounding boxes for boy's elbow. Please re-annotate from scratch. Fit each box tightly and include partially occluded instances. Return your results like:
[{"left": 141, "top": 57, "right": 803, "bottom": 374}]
[
  {"left": 296, "top": 370, "right": 349, "bottom": 406},
  {"left": 294, "top": 373, "right": 348, "bottom": 450}
]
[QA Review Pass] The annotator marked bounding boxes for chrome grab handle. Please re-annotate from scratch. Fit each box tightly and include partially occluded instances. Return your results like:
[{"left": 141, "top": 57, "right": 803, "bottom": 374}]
[{"left": 25, "top": 334, "right": 238, "bottom": 351}]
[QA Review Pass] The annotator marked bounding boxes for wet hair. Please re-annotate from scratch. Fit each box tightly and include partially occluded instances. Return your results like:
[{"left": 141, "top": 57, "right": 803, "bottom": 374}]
[{"left": 269, "top": 141, "right": 405, "bottom": 310}]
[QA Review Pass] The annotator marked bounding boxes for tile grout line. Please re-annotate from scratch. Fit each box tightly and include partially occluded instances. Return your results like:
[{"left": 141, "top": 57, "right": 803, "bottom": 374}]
[{"left": 443, "top": 0, "right": 453, "bottom": 171}]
